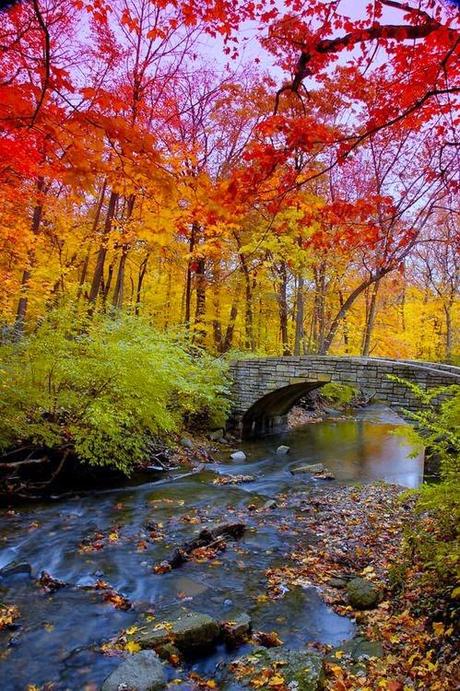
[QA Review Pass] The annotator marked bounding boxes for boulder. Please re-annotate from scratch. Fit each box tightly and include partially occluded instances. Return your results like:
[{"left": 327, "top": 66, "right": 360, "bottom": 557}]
[
  {"left": 0, "top": 561, "right": 32, "bottom": 578},
  {"left": 326, "top": 636, "right": 383, "bottom": 671},
  {"left": 180, "top": 437, "right": 194, "bottom": 450},
  {"left": 172, "top": 610, "right": 220, "bottom": 649},
  {"left": 229, "top": 647, "right": 325, "bottom": 691},
  {"left": 208, "top": 429, "right": 224, "bottom": 441},
  {"left": 230, "top": 451, "right": 247, "bottom": 461},
  {"left": 291, "top": 463, "right": 326, "bottom": 475},
  {"left": 263, "top": 499, "right": 278, "bottom": 510},
  {"left": 133, "top": 610, "right": 220, "bottom": 654},
  {"left": 276, "top": 445, "right": 290, "bottom": 455},
  {"left": 101, "top": 650, "right": 166, "bottom": 691},
  {"left": 222, "top": 612, "right": 252, "bottom": 646},
  {"left": 346, "top": 577, "right": 380, "bottom": 609}
]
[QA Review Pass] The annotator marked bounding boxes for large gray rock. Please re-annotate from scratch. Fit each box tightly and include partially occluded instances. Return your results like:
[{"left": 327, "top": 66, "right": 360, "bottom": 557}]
[
  {"left": 222, "top": 612, "right": 252, "bottom": 646},
  {"left": 180, "top": 437, "right": 194, "bottom": 450},
  {"left": 230, "top": 451, "right": 247, "bottom": 461},
  {"left": 101, "top": 650, "right": 166, "bottom": 691},
  {"left": 172, "top": 610, "right": 220, "bottom": 649},
  {"left": 346, "top": 577, "right": 380, "bottom": 609},
  {"left": 229, "top": 647, "right": 324, "bottom": 690},
  {"left": 291, "top": 463, "right": 326, "bottom": 474},
  {"left": 133, "top": 610, "right": 220, "bottom": 653},
  {"left": 276, "top": 445, "right": 290, "bottom": 455}
]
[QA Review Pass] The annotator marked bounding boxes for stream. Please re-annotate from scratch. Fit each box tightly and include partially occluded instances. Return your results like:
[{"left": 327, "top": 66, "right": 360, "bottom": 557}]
[{"left": 0, "top": 405, "right": 423, "bottom": 690}]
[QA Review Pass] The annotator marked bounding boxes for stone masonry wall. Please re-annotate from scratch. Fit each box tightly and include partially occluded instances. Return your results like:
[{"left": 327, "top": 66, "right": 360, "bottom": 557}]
[{"left": 229, "top": 356, "right": 460, "bottom": 429}]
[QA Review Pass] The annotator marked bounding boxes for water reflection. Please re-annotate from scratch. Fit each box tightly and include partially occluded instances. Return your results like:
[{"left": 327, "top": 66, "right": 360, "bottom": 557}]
[{"left": 237, "top": 404, "right": 424, "bottom": 489}]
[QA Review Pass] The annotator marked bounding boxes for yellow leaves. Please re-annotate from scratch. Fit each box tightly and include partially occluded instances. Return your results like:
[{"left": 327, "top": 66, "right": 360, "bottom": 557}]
[
  {"left": 361, "top": 565, "right": 376, "bottom": 577},
  {"left": 256, "top": 594, "right": 270, "bottom": 603},
  {"left": 108, "top": 531, "right": 119, "bottom": 542},
  {"left": 188, "top": 672, "right": 218, "bottom": 688},
  {"left": 0, "top": 603, "right": 20, "bottom": 630},
  {"left": 267, "top": 674, "right": 285, "bottom": 687},
  {"left": 432, "top": 621, "right": 445, "bottom": 636},
  {"left": 124, "top": 640, "right": 141, "bottom": 654}
]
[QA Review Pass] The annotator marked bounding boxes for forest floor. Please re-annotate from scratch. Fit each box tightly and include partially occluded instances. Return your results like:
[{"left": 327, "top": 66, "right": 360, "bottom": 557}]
[{"left": 261, "top": 483, "right": 460, "bottom": 691}]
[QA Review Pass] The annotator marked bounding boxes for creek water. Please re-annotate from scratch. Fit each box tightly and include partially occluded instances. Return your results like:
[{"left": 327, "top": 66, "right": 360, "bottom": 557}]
[{"left": 0, "top": 405, "right": 423, "bottom": 690}]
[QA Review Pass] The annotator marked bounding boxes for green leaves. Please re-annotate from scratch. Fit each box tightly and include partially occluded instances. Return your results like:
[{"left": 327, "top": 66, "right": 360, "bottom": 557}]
[{"left": 0, "top": 309, "right": 230, "bottom": 474}]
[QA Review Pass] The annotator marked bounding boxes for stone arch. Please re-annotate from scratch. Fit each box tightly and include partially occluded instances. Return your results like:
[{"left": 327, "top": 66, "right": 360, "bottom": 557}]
[
  {"left": 229, "top": 356, "right": 460, "bottom": 438},
  {"left": 241, "top": 381, "right": 325, "bottom": 437}
]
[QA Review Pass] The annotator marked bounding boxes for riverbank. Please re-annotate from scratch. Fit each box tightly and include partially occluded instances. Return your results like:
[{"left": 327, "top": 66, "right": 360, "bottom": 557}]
[
  {"left": 264, "top": 483, "right": 459, "bottom": 690},
  {"left": 2, "top": 481, "right": 457, "bottom": 689},
  {"left": 0, "top": 407, "right": 455, "bottom": 690}
]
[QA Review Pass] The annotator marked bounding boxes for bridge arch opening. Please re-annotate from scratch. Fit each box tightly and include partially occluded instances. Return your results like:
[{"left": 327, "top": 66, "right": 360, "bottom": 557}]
[{"left": 241, "top": 381, "right": 325, "bottom": 438}]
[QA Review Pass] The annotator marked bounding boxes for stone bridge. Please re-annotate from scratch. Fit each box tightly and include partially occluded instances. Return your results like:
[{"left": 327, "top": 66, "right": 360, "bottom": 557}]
[{"left": 229, "top": 356, "right": 460, "bottom": 437}]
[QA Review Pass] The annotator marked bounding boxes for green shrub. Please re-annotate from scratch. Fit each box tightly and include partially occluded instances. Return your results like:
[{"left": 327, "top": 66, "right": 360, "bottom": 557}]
[
  {"left": 320, "top": 382, "right": 358, "bottom": 407},
  {"left": 0, "top": 310, "right": 230, "bottom": 474},
  {"left": 392, "top": 378, "right": 460, "bottom": 599}
]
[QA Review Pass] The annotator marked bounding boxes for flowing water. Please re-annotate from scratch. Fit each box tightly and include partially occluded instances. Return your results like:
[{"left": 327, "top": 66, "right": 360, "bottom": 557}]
[{"left": 0, "top": 405, "right": 423, "bottom": 690}]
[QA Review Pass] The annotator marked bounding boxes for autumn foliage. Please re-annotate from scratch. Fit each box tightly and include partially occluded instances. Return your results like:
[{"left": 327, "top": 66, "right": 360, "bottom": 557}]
[{"left": 0, "top": 0, "right": 458, "bottom": 358}]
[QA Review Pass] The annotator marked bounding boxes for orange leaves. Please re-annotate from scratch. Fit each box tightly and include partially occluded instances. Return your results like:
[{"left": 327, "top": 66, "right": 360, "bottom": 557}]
[
  {"left": 0, "top": 603, "right": 20, "bottom": 631},
  {"left": 253, "top": 630, "right": 283, "bottom": 648},
  {"left": 103, "top": 590, "right": 131, "bottom": 610}
]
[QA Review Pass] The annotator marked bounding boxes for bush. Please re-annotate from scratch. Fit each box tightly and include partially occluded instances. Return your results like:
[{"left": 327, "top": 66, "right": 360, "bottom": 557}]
[
  {"left": 0, "top": 310, "right": 230, "bottom": 474},
  {"left": 393, "top": 378, "right": 460, "bottom": 601},
  {"left": 320, "top": 382, "right": 358, "bottom": 407}
]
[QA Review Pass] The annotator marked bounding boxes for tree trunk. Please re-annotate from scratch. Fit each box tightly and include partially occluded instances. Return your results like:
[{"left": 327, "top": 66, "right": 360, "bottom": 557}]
[
  {"left": 112, "top": 245, "right": 128, "bottom": 309},
  {"left": 294, "top": 275, "right": 305, "bottom": 356},
  {"left": 76, "top": 180, "right": 107, "bottom": 303},
  {"left": 320, "top": 269, "right": 391, "bottom": 354},
  {"left": 361, "top": 278, "right": 380, "bottom": 356},
  {"left": 15, "top": 177, "right": 45, "bottom": 333},
  {"left": 277, "top": 261, "right": 290, "bottom": 355},
  {"left": 88, "top": 190, "right": 118, "bottom": 305},
  {"left": 111, "top": 194, "right": 135, "bottom": 309},
  {"left": 184, "top": 223, "right": 199, "bottom": 326},
  {"left": 212, "top": 263, "right": 222, "bottom": 352},
  {"left": 239, "top": 254, "right": 255, "bottom": 351},
  {"left": 339, "top": 290, "right": 350, "bottom": 353},
  {"left": 444, "top": 302, "right": 453, "bottom": 362},
  {"left": 222, "top": 298, "right": 239, "bottom": 353},
  {"left": 193, "top": 257, "right": 206, "bottom": 345},
  {"left": 135, "top": 253, "right": 150, "bottom": 316}
]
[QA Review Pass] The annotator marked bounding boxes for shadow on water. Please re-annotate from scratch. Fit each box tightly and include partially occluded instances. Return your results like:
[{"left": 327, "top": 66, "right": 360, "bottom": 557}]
[{"left": 0, "top": 404, "right": 423, "bottom": 689}]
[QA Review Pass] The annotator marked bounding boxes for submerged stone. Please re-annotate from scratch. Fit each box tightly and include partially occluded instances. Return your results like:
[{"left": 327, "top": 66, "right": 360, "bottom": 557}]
[
  {"left": 172, "top": 610, "right": 220, "bottom": 649},
  {"left": 101, "top": 650, "right": 166, "bottom": 691},
  {"left": 346, "top": 577, "right": 380, "bottom": 609},
  {"left": 222, "top": 612, "right": 252, "bottom": 646},
  {"left": 291, "top": 463, "right": 326, "bottom": 474},
  {"left": 229, "top": 647, "right": 325, "bottom": 691},
  {"left": 230, "top": 451, "right": 247, "bottom": 461},
  {"left": 133, "top": 610, "right": 220, "bottom": 654},
  {"left": 0, "top": 561, "right": 32, "bottom": 578},
  {"left": 276, "top": 445, "right": 290, "bottom": 455}
]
